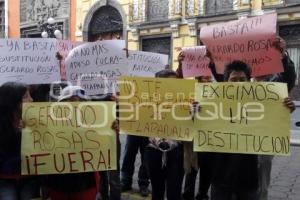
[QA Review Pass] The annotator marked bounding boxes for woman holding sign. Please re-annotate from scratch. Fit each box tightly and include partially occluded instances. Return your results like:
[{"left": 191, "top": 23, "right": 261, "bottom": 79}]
[{"left": 0, "top": 82, "right": 40, "bottom": 200}]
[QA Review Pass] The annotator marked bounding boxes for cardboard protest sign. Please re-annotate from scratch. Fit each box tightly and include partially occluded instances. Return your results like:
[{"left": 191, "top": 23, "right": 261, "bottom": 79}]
[
  {"left": 119, "top": 76, "right": 196, "bottom": 141},
  {"left": 182, "top": 46, "right": 211, "bottom": 77},
  {"left": 21, "top": 102, "right": 117, "bottom": 175},
  {"left": 193, "top": 82, "right": 290, "bottom": 155},
  {"left": 0, "top": 38, "right": 60, "bottom": 85},
  {"left": 65, "top": 40, "right": 128, "bottom": 95},
  {"left": 56, "top": 40, "right": 84, "bottom": 58},
  {"left": 127, "top": 50, "right": 169, "bottom": 77},
  {"left": 200, "top": 13, "right": 283, "bottom": 77},
  {"left": 56, "top": 40, "right": 84, "bottom": 80}
]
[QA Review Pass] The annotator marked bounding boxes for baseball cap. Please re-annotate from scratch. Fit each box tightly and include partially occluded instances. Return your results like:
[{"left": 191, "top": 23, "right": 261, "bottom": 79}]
[{"left": 58, "top": 86, "right": 87, "bottom": 102}]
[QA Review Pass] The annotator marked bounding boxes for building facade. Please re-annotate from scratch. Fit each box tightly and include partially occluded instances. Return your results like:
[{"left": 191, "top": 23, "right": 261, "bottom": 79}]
[
  {"left": 76, "top": 0, "right": 300, "bottom": 98},
  {"left": 0, "top": 0, "right": 5, "bottom": 37},
  {"left": 19, "top": 0, "right": 76, "bottom": 40},
  {"left": 0, "top": 0, "right": 20, "bottom": 38}
]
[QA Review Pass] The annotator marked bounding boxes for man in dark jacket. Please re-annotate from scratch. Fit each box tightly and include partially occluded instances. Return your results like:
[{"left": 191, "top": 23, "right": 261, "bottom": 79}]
[
  {"left": 253, "top": 37, "right": 296, "bottom": 200},
  {"left": 209, "top": 60, "right": 295, "bottom": 200},
  {"left": 210, "top": 61, "right": 259, "bottom": 200}
]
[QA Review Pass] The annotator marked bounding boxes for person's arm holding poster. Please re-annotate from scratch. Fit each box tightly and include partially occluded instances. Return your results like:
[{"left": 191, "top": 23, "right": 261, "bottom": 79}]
[
  {"left": 56, "top": 52, "right": 67, "bottom": 81},
  {"left": 284, "top": 97, "right": 295, "bottom": 113},
  {"left": 206, "top": 50, "right": 224, "bottom": 82},
  {"left": 273, "top": 37, "right": 297, "bottom": 92},
  {"left": 176, "top": 51, "right": 184, "bottom": 79}
]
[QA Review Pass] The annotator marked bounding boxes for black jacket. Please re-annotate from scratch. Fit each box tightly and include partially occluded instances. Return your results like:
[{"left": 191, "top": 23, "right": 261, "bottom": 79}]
[{"left": 208, "top": 53, "right": 296, "bottom": 191}]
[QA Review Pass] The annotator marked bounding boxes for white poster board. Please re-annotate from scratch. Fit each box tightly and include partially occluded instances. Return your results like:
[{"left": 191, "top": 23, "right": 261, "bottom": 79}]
[
  {"left": 0, "top": 39, "right": 60, "bottom": 85},
  {"left": 65, "top": 40, "right": 128, "bottom": 95},
  {"left": 127, "top": 50, "right": 169, "bottom": 77}
]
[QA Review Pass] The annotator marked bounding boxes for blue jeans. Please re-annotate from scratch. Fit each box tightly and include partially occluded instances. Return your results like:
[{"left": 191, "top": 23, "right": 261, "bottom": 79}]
[{"left": 0, "top": 178, "right": 40, "bottom": 200}]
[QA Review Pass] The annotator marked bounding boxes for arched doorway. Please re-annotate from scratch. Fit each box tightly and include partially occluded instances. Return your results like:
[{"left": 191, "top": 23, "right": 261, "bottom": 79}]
[{"left": 83, "top": 0, "right": 126, "bottom": 42}]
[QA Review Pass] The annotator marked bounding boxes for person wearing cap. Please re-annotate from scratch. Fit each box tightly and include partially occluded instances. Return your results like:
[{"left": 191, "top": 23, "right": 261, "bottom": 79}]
[
  {"left": 43, "top": 86, "right": 100, "bottom": 200},
  {"left": 57, "top": 85, "right": 88, "bottom": 102}
]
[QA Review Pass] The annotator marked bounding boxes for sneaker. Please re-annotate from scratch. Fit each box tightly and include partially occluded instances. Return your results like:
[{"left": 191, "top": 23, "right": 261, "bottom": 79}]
[
  {"left": 139, "top": 187, "right": 150, "bottom": 197},
  {"left": 121, "top": 184, "right": 132, "bottom": 192}
]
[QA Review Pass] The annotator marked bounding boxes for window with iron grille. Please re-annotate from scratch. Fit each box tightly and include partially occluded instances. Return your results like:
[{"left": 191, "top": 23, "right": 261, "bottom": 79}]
[{"left": 0, "top": 1, "right": 5, "bottom": 38}]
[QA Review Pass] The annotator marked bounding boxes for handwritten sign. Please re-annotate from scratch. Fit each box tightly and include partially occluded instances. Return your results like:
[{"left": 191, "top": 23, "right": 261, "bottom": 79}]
[
  {"left": 0, "top": 39, "right": 60, "bottom": 85},
  {"left": 200, "top": 13, "right": 283, "bottom": 77},
  {"left": 119, "top": 76, "right": 196, "bottom": 141},
  {"left": 21, "top": 102, "right": 117, "bottom": 175},
  {"left": 193, "top": 82, "right": 290, "bottom": 155},
  {"left": 65, "top": 40, "right": 128, "bottom": 95},
  {"left": 182, "top": 46, "right": 211, "bottom": 77},
  {"left": 127, "top": 51, "right": 169, "bottom": 77},
  {"left": 56, "top": 40, "right": 84, "bottom": 80}
]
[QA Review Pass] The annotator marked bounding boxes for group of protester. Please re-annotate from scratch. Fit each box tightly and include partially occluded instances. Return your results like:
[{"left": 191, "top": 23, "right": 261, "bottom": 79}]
[{"left": 0, "top": 34, "right": 297, "bottom": 200}]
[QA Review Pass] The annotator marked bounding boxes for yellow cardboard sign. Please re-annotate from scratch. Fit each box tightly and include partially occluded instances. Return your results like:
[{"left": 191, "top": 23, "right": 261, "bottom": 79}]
[
  {"left": 119, "top": 76, "right": 196, "bottom": 141},
  {"left": 193, "top": 82, "right": 290, "bottom": 155},
  {"left": 21, "top": 102, "right": 117, "bottom": 175}
]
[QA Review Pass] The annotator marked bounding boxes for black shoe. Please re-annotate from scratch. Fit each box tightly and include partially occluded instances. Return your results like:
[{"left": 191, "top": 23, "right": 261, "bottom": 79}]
[
  {"left": 121, "top": 184, "right": 132, "bottom": 192},
  {"left": 139, "top": 187, "right": 150, "bottom": 197},
  {"left": 196, "top": 193, "right": 209, "bottom": 200}
]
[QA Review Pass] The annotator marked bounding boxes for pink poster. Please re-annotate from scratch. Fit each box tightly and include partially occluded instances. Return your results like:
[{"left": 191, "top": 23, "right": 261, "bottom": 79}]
[
  {"left": 200, "top": 12, "right": 283, "bottom": 77},
  {"left": 56, "top": 40, "right": 84, "bottom": 57},
  {"left": 182, "top": 46, "right": 211, "bottom": 77},
  {"left": 56, "top": 40, "right": 84, "bottom": 80}
]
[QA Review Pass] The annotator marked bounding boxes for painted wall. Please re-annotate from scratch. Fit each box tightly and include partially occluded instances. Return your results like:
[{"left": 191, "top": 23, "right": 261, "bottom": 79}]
[
  {"left": 70, "top": 0, "right": 76, "bottom": 41},
  {"left": 8, "top": 0, "right": 20, "bottom": 37}
]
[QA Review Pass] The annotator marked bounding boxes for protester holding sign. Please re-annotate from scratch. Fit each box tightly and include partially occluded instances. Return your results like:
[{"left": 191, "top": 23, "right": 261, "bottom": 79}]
[
  {"left": 253, "top": 37, "right": 296, "bottom": 200},
  {"left": 206, "top": 61, "right": 295, "bottom": 200},
  {"left": 176, "top": 51, "right": 213, "bottom": 200},
  {"left": 144, "top": 69, "right": 184, "bottom": 200},
  {"left": 44, "top": 86, "right": 100, "bottom": 200},
  {"left": 0, "top": 82, "right": 40, "bottom": 200},
  {"left": 183, "top": 79, "right": 213, "bottom": 200},
  {"left": 205, "top": 36, "right": 296, "bottom": 200}
]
